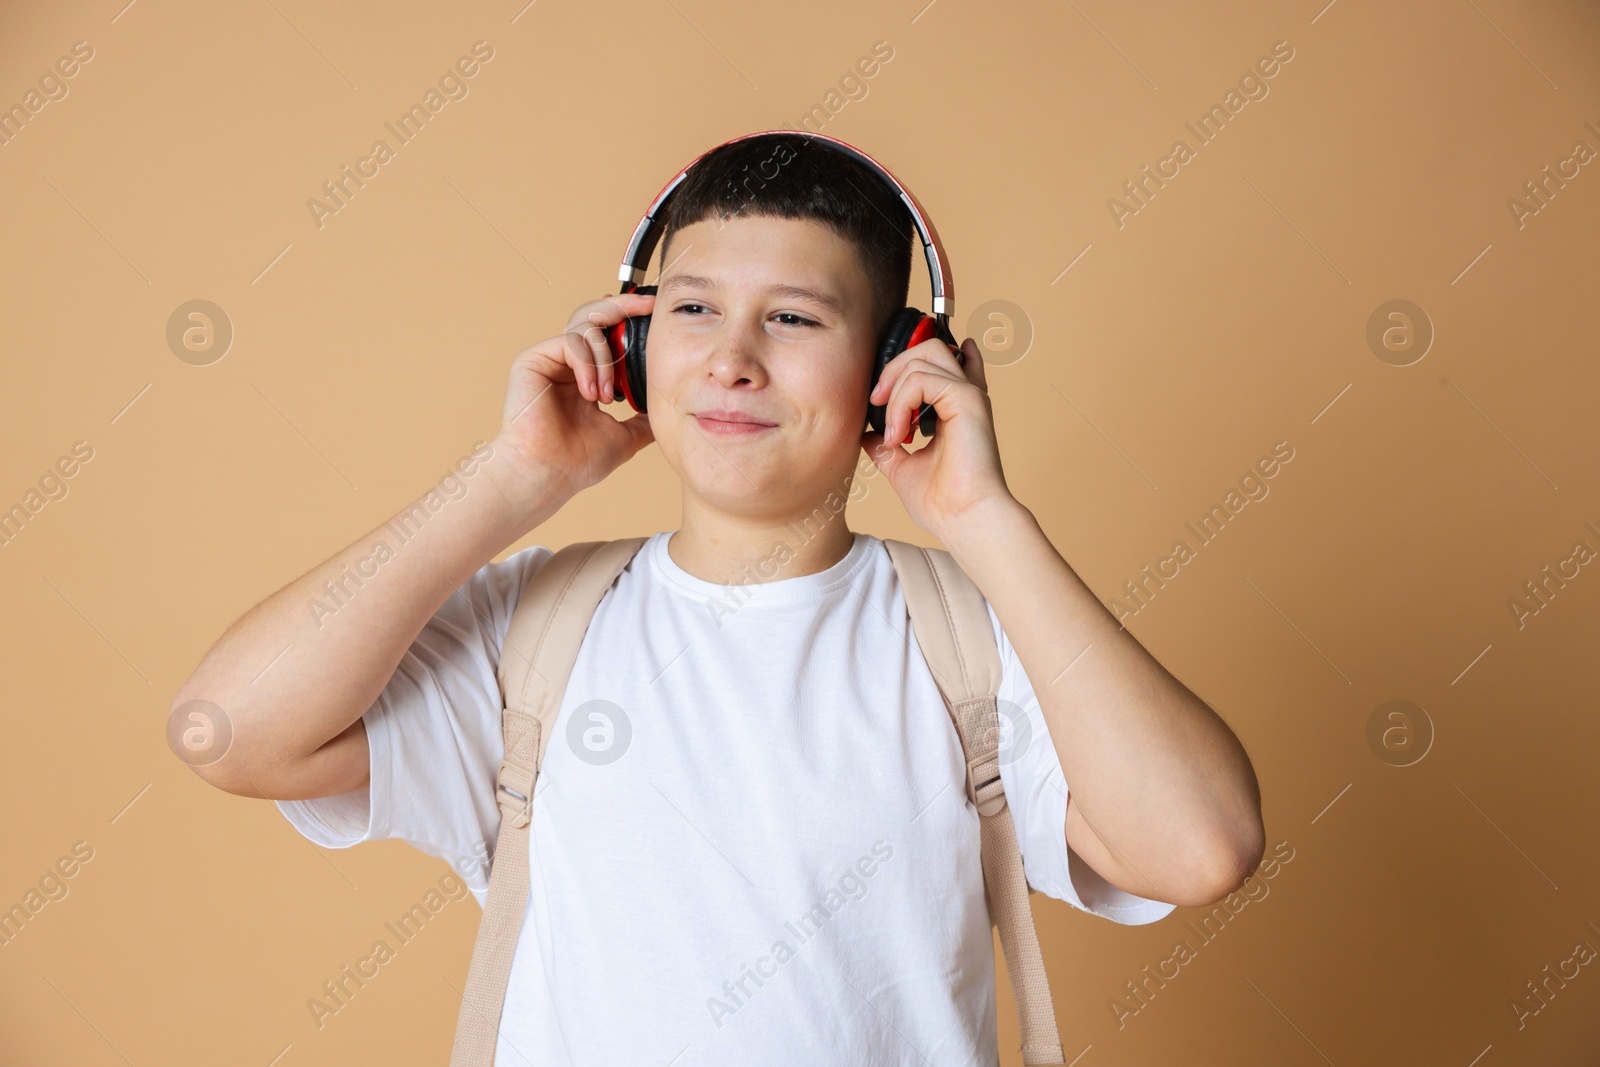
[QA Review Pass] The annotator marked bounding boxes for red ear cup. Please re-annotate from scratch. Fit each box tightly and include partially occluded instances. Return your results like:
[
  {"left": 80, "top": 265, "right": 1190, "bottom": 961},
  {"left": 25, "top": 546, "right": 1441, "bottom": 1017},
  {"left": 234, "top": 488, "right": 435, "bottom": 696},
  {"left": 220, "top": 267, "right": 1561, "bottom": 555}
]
[
  {"left": 603, "top": 284, "right": 655, "bottom": 413},
  {"left": 868, "top": 308, "right": 959, "bottom": 441}
]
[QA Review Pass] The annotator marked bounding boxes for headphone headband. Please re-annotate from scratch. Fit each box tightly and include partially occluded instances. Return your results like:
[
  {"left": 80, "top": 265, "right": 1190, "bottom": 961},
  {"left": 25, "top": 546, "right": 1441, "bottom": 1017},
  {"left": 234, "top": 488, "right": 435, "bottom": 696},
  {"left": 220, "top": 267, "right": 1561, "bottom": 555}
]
[{"left": 615, "top": 129, "right": 954, "bottom": 319}]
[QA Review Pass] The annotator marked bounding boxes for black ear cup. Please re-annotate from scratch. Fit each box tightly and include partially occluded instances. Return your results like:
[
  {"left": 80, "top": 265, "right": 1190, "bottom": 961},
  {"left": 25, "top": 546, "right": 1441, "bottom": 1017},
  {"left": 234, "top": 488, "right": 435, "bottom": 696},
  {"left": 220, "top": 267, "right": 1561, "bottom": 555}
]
[
  {"left": 868, "top": 308, "right": 926, "bottom": 437},
  {"left": 868, "top": 307, "right": 953, "bottom": 439},
  {"left": 605, "top": 284, "right": 655, "bottom": 413}
]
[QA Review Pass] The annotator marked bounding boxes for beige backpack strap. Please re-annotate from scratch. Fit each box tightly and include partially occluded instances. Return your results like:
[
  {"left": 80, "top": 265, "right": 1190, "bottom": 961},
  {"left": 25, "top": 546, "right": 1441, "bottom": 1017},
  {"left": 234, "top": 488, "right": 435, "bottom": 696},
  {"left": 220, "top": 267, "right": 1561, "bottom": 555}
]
[
  {"left": 449, "top": 537, "right": 647, "bottom": 1067},
  {"left": 884, "top": 539, "right": 1066, "bottom": 1066}
]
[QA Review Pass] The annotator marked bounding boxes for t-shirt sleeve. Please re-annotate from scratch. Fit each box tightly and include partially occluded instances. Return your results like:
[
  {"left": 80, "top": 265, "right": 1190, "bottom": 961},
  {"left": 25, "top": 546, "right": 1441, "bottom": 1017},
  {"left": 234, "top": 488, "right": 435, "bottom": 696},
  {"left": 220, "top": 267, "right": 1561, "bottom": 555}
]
[
  {"left": 274, "top": 544, "right": 554, "bottom": 897},
  {"left": 989, "top": 604, "right": 1177, "bottom": 926}
]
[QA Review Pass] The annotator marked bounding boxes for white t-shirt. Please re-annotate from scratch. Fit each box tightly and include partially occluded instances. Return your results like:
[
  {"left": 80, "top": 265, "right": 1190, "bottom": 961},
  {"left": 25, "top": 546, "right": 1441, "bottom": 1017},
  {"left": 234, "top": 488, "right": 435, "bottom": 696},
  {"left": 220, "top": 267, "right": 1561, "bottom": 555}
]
[{"left": 278, "top": 530, "right": 1174, "bottom": 1065}]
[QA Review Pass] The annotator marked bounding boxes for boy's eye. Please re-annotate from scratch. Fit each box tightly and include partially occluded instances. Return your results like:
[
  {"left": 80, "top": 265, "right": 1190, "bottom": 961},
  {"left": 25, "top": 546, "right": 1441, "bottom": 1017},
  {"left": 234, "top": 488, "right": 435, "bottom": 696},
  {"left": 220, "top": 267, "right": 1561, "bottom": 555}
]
[{"left": 671, "top": 304, "right": 819, "bottom": 328}]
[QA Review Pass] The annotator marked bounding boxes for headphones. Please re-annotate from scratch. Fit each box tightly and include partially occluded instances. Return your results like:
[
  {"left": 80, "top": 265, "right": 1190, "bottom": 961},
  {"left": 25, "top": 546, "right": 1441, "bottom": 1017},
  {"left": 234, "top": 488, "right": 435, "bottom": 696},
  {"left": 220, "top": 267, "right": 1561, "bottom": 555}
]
[{"left": 603, "top": 130, "right": 960, "bottom": 441}]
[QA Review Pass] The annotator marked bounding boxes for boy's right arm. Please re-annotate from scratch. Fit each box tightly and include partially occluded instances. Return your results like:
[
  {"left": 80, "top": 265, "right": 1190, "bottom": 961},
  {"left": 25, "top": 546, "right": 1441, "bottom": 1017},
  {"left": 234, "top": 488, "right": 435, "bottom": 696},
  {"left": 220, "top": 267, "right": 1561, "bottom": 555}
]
[{"left": 171, "top": 293, "right": 657, "bottom": 801}]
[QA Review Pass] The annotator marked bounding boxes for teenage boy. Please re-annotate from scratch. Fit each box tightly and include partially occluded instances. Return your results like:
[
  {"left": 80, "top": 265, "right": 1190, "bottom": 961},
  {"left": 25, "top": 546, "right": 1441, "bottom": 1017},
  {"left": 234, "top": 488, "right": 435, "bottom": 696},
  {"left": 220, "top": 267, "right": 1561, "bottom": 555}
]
[{"left": 174, "top": 134, "right": 1263, "bottom": 1064}]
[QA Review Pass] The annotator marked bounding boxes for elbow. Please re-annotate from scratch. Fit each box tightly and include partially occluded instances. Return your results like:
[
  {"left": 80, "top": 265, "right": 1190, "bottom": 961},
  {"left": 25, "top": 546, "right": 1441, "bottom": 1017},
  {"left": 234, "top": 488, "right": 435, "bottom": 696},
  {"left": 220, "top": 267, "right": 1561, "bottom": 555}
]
[
  {"left": 1183, "top": 819, "right": 1267, "bottom": 907},
  {"left": 167, "top": 694, "right": 365, "bottom": 801},
  {"left": 170, "top": 744, "right": 255, "bottom": 799},
  {"left": 1184, "top": 745, "right": 1267, "bottom": 906},
  {"left": 166, "top": 694, "right": 258, "bottom": 798},
  {"left": 178, "top": 755, "right": 260, "bottom": 799}
]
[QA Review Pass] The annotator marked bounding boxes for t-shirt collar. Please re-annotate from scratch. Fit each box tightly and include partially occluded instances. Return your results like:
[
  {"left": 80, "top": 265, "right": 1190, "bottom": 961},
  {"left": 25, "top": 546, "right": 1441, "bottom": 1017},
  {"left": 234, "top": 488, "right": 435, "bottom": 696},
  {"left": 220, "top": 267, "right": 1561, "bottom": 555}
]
[{"left": 647, "top": 528, "right": 876, "bottom": 603}]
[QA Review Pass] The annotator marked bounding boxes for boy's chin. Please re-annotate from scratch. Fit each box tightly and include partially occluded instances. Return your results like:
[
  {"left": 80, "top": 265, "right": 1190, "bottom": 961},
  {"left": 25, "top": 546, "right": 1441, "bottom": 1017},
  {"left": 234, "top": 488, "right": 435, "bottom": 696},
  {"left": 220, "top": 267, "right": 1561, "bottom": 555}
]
[{"left": 679, "top": 466, "right": 846, "bottom": 520}]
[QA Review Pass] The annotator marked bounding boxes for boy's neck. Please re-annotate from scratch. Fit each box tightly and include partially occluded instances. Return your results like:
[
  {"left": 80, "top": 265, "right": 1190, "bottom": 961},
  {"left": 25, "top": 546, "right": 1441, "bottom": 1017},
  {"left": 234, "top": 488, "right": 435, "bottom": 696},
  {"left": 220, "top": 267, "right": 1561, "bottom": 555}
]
[{"left": 668, "top": 497, "right": 856, "bottom": 586}]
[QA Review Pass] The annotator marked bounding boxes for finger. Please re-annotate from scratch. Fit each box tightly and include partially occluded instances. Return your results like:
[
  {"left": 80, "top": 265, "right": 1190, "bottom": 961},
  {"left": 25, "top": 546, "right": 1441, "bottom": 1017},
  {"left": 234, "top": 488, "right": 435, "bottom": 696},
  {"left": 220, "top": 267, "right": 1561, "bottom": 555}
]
[
  {"left": 564, "top": 292, "right": 652, "bottom": 331},
  {"left": 512, "top": 340, "right": 577, "bottom": 386},
  {"left": 869, "top": 335, "right": 964, "bottom": 407},
  {"left": 620, "top": 410, "right": 654, "bottom": 454},
  {"left": 883, "top": 365, "right": 970, "bottom": 445},
  {"left": 565, "top": 292, "right": 656, "bottom": 333},
  {"left": 883, "top": 360, "right": 960, "bottom": 444},
  {"left": 960, "top": 337, "right": 988, "bottom": 392},
  {"left": 559, "top": 330, "right": 602, "bottom": 402},
  {"left": 913, "top": 335, "right": 967, "bottom": 378},
  {"left": 572, "top": 313, "right": 627, "bottom": 404},
  {"left": 860, "top": 431, "right": 908, "bottom": 483},
  {"left": 578, "top": 319, "right": 615, "bottom": 404},
  {"left": 582, "top": 294, "right": 656, "bottom": 402}
]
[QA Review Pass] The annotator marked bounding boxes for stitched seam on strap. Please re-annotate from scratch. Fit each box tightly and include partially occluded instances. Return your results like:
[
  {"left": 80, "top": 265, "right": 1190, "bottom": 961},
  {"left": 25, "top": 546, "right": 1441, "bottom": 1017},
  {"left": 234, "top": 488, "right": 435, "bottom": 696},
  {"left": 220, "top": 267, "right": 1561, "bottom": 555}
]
[
  {"left": 513, "top": 541, "right": 605, "bottom": 714},
  {"left": 921, "top": 546, "right": 972, "bottom": 697}
]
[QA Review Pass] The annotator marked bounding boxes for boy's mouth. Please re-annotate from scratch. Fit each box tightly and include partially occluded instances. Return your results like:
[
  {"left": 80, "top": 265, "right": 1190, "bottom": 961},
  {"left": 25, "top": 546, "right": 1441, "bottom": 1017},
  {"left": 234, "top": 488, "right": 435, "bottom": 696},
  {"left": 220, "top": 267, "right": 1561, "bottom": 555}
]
[{"left": 693, "top": 408, "right": 779, "bottom": 436}]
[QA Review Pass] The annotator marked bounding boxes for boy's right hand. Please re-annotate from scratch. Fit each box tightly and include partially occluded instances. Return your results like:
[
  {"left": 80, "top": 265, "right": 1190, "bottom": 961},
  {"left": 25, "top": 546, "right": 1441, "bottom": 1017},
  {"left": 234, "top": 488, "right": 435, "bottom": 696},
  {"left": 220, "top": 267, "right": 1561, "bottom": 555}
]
[{"left": 489, "top": 293, "right": 656, "bottom": 511}]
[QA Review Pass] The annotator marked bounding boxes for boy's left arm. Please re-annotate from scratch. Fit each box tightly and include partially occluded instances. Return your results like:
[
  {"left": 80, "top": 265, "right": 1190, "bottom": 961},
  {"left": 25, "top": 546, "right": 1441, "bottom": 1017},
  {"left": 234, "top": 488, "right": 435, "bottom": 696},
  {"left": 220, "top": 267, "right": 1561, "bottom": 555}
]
[{"left": 866, "top": 336, "right": 1265, "bottom": 909}]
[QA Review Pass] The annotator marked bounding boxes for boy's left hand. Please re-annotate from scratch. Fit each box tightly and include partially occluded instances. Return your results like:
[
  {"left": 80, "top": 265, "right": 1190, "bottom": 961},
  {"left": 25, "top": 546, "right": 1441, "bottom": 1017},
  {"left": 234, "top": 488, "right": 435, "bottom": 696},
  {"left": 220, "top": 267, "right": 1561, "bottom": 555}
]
[{"left": 862, "top": 335, "right": 1017, "bottom": 540}]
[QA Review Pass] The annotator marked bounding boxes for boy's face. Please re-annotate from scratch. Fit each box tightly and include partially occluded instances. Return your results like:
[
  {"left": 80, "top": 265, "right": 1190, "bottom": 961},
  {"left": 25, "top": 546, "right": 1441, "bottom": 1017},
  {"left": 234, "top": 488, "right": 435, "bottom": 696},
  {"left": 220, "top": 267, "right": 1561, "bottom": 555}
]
[{"left": 645, "top": 215, "right": 879, "bottom": 521}]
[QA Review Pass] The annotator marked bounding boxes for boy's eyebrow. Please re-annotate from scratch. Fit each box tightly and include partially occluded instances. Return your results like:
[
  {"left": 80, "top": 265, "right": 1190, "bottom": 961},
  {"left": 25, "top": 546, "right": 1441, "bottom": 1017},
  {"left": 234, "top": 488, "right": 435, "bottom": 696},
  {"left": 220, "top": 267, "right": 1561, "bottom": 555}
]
[{"left": 659, "top": 273, "right": 846, "bottom": 315}]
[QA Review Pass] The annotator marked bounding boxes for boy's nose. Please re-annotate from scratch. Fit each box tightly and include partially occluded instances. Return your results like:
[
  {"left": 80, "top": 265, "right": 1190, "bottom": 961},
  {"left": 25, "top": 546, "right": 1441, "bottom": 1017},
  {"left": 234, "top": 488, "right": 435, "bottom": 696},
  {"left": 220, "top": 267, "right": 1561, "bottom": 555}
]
[{"left": 706, "top": 317, "right": 769, "bottom": 388}]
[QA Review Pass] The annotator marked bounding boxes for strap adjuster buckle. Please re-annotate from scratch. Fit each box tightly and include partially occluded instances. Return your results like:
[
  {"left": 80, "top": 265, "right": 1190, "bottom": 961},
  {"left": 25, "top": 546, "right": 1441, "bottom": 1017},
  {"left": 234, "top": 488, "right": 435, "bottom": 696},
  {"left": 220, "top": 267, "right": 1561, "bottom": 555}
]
[
  {"left": 496, "top": 758, "right": 536, "bottom": 829},
  {"left": 966, "top": 749, "right": 1007, "bottom": 817}
]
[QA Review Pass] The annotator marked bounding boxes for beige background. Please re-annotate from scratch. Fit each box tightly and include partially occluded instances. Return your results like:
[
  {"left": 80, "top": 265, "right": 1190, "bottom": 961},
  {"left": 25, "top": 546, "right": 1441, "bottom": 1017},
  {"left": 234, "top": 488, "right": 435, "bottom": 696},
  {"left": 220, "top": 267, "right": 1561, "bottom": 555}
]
[{"left": 3, "top": 0, "right": 1599, "bottom": 1063}]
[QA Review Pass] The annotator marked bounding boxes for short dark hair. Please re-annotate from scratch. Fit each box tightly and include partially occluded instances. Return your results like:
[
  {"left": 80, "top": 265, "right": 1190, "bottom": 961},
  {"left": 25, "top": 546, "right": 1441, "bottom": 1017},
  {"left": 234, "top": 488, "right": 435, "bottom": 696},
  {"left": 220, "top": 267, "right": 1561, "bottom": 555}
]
[{"left": 657, "top": 133, "right": 915, "bottom": 339}]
